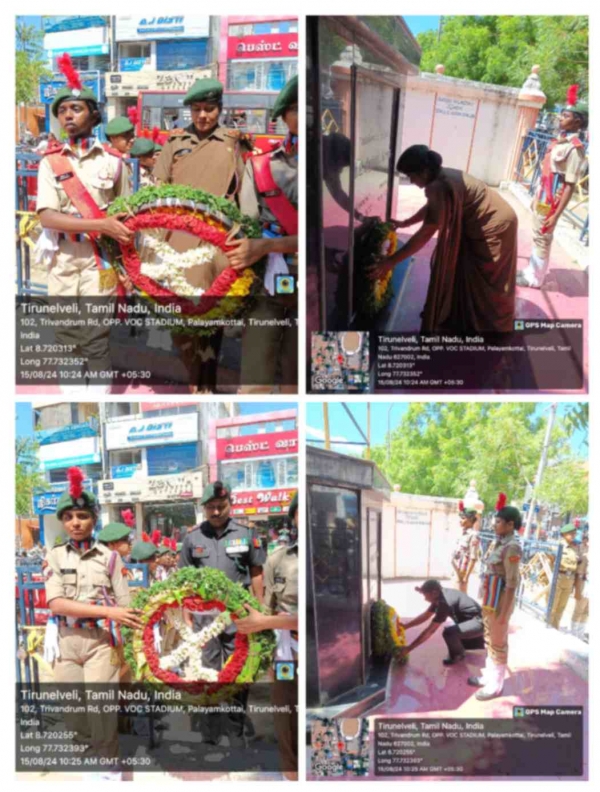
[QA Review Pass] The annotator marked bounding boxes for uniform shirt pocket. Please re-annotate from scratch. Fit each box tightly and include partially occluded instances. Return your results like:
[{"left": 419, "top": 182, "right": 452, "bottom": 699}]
[{"left": 61, "top": 571, "right": 78, "bottom": 598}]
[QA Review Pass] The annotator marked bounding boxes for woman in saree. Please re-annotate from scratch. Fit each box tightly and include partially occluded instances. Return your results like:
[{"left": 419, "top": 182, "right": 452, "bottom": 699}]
[{"left": 369, "top": 145, "right": 518, "bottom": 333}]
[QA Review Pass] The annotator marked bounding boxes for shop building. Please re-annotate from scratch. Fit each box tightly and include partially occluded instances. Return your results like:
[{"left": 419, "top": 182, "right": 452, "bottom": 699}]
[
  {"left": 31, "top": 400, "right": 102, "bottom": 547},
  {"left": 98, "top": 401, "right": 235, "bottom": 537},
  {"left": 105, "top": 15, "right": 214, "bottom": 126},
  {"left": 210, "top": 408, "right": 298, "bottom": 537},
  {"left": 307, "top": 446, "right": 391, "bottom": 712},
  {"left": 218, "top": 16, "right": 298, "bottom": 137}
]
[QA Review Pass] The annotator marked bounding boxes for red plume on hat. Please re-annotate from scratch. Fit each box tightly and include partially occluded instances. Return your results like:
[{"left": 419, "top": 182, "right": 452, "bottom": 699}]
[
  {"left": 170, "top": 538, "right": 177, "bottom": 552},
  {"left": 67, "top": 467, "right": 84, "bottom": 499},
  {"left": 566, "top": 84, "right": 579, "bottom": 108},
  {"left": 142, "top": 531, "right": 151, "bottom": 543},
  {"left": 127, "top": 106, "right": 139, "bottom": 127},
  {"left": 151, "top": 530, "right": 162, "bottom": 547},
  {"left": 496, "top": 492, "right": 507, "bottom": 511},
  {"left": 458, "top": 500, "right": 464, "bottom": 513},
  {"left": 121, "top": 509, "right": 135, "bottom": 528},
  {"left": 162, "top": 537, "right": 170, "bottom": 548},
  {"left": 57, "top": 53, "right": 83, "bottom": 92},
  {"left": 151, "top": 126, "right": 160, "bottom": 143}
]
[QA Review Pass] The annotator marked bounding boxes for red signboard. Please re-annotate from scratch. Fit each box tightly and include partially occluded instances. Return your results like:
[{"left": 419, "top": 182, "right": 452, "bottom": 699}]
[
  {"left": 227, "top": 33, "right": 298, "bottom": 60},
  {"left": 216, "top": 431, "right": 298, "bottom": 461},
  {"left": 230, "top": 487, "right": 296, "bottom": 516}
]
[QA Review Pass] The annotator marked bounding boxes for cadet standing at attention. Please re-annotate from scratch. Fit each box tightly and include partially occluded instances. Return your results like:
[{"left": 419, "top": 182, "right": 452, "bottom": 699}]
[
  {"left": 104, "top": 116, "right": 135, "bottom": 156},
  {"left": 228, "top": 75, "right": 299, "bottom": 393},
  {"left": 35, "top": 54, "right": 133, "bottom": 393},
  {"left": 152, "top": 78, "right": 252, "bottom": 393},
  {"left": 549, "top": 523, "right": 583, "bottom": 629},
  {"left": 236, "top": 491, "right": 299, "bottom": 779},
  {"left": 452, "top": 499, "right": 482, "bottom": 594},
  {"left": 43, "top": 468, "right": 143, "bottom": 768},
  {"left": 468, "top": 493, "right": 522, "bottom": 701}
]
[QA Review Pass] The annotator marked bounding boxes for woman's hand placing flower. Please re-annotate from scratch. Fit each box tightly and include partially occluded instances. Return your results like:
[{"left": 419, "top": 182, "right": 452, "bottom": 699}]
[{"left": 367, "top": 257, "right": 395, "bottom": 281}]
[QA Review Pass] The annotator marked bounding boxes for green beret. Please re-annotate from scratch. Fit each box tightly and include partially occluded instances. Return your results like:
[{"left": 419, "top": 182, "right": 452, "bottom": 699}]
[
  {"left": 97, "top": 523, "right": 132, "bottom": 543},
  {"left": 288, "top": 492, "right": 298, "bottom": 520},
  {"left": 201, "top": 481, "right": 231, "bottom": 505},
  {"left": 272, "top": 75, "right": 298, "bottom": 121},
  {"left": 130, "top": 137, "right": 155, "bottom": 157},
  {"left": 105, "top": 117, "right": 134, "bottom": 137},
  {"left": 157, "top": 546, "right": 170, "bottom": 556},
  {"left": 154, "top": 143, "right": 163, "bottom": 152},
  {"left": 560, "top": 523, "right": 577, "bottom": 535},
  {"left": 51, "top": 85, "right": 98, "bottom": 118},
  {"left": 130, "top": 541, "right": 158, "bottom": 562},
  {"left": 183, "top": 78, "right": 223, "bottom": 106},
  {"left": 56, "top": 488, "right": 97, "bottom": 519}
]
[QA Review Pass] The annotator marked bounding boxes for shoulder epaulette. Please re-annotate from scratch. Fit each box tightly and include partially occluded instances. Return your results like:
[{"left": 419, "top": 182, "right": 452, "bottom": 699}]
[{"left": 168, "top": 129, "right": 187, "bottom": 139}]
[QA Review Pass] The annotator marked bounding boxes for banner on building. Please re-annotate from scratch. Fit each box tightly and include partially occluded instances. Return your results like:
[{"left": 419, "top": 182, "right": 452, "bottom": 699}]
[
  {"left": 115, "top": 15, "right": 209, "bottom": 41},
  {"left": 216, "top": 431, "right": 298, "bottom": 461},
  {"left": 105, "top": 68, "right": 213, "bottom": 97},
  {"left": 227, "top": 33, "right": 298, "bottom": 60},
  {"left": 98, "top": 471, "right": 203, "bottom": 504},
  {"left": 105, "top": 413, "right": 198, "bottom": 450},
  {"left": 230, "top": 487, "right": 296, "bottom": 516}
]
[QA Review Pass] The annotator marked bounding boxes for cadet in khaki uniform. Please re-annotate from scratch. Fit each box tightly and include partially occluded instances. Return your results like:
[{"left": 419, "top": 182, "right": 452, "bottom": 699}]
[
  {"left": 35, "top": 57, "right": 133, "bottom": 391},
  {"left": 130, "top": 137, "right": 159, "bottom": 187},
  {"left": 228, "top": 76, "right": 299, "bottom": 393},
  {"left": 517, "top": 86, "right": 587, "bottom": 288},
  {"left": 468, "top": 494, "right": 522, "bottom": 701},
  {"left": 237, "top": 492, "right": 299, "bottom": 780},
  {"left": 104, "top": 116, "right": 135, "bottom": 156},
  {"left": 130, "top": 540, "right": 161, "bottom": 584},
  {"left": 97, "top": 522, "right": 133, "bottom": 559},
  {"left": 571, "top": 533, "right": 589, "bottom": 638},
  {"left": 452, "top": 501, "right": 481, "bottom": 594},
  {"left": 549, "top": 524, "right": 583, "bottom": 629},
  {"left": 152, "top": 78, "right": 251, "bottom": 392},
  {"left": 44, "top": 468, "right": 143, "bottom": 764}
]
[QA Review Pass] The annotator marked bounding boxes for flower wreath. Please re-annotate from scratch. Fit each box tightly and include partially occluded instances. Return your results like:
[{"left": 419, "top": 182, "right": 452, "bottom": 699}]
[
  {"left": 104, "top": 185, "right": 266, "bottom": 335},
  {"left": 371, "top": 599, "right": 408, "bottom": 664},
  {"left": 122, "top": 567, "right": 276, "bottom": 704},
  {"left": 354, "top": 222, "right": 397, "bottom": 320}
]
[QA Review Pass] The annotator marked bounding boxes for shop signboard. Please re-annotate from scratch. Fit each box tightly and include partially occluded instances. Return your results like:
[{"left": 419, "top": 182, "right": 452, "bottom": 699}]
[
  {"left": 105, "top": 412, "right": 198, "bottom": 450},
  {"left": 230, "top": 487, "right": 296, "bottom": 516},
  {"left": 105, "top": 68, "right": 213, "bottom": 98},
  {"left": 40, "top": 71, "right": 104, "bottom": 105},
  {"left": 115, "top": 15, "right": 209, "bottom": 41},
  {"left": 33, "top": 479, "right": 95, "bottom": 515},
  {"left": 227, "top": 33, "right": 298, "bottom": 60},
  {"left": 98, "top": 471, "right": 203, "bottom": 504},
  {"left": 43, "top": 17, "right": 108, "bottom": 34},
  {"left": 216, "top": 431, "right": 298, "bottom": 461},
  {"left": 111, "top": 464, "right": 142, "bottom": 479},
  {"left": 38, "top": 436, "right": 101, "bottom": 471}
]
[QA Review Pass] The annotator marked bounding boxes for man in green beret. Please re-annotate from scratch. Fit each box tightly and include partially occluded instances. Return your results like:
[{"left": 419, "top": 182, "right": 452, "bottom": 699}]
[
  {"left": 227, "top": 75, "right": 298, "bottom": 394},
  {"left": 104, "top": 117, "right": 135, "bottom": 155},
  {"left": 130, "top": 541, "right": 161, "bottom": 584},
  {"left": 548, "top": 524, "right": 584, "bottom": 629},
  {"left": 44, "top": 468, "right": 143, "bottom": 768},
  {"left": 517, "top": 86, "right": 588, "bottom": 289},
  {"left": 236, "top": 489, "right": 298, "bottom": 778},
  {"left": 97, "top": 522, "right": 133, "bottom": 559},
  {"left": 36, "top": 55, "right": 133, "bottom": 393}
]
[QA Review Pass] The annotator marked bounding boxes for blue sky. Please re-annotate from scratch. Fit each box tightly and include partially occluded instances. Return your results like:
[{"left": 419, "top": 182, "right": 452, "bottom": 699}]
[
  {"left": 306, "top": 403, "right": 588, "bottom": 458},
  {"left": 404, "top": 16, "right": 441, "bottom": 37},
  {"left": 16, "top": 403, "right": 34, "bottom": 439}
]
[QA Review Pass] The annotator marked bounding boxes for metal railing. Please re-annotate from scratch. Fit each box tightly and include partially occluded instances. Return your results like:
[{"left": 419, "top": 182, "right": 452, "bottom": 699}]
[{"left": 514, "top": 128, "right": 589, "bottom": 245}]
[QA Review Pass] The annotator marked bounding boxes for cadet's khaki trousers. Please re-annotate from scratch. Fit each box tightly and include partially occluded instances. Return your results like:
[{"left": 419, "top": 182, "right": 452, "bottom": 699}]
[
  {"left": 482, "top": 591, "right": 515, "bottom": 666},
  {"left": 549, "top": 575, "right": 575, "bottom": 629},
  {"left": 572, "top": 596, "right": 589, "bottom": 626},
  {"left": 272, "top": 674, "right": 298, "bottom": 777},
  {"left": 54, "top": 626, "right": 120, "bottom": 761}
]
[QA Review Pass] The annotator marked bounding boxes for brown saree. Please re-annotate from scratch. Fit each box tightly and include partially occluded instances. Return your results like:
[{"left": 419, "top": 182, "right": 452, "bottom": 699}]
[{"left": 421, "top": 168, "right": 518, "bottom": 333}]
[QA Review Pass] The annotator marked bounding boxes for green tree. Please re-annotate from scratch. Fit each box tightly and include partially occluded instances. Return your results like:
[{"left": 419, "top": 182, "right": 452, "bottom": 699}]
[
  {"left": 16, "top": 437, "right": 44, "bottom": 517},
  {"left": 16, "top": 20, "right": 51, "bottom": 105},
  {"left": 418, "top": 16, "right": 588, "bottom": 109},
  {"left": 537, "top": 458, "right": 588, "bottom": 516},
  {"left": 370, "top": 403, "right": 583, "bottom": 516}
]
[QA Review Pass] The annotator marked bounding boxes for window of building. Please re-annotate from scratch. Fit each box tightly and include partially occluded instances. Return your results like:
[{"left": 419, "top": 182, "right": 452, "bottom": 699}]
[
  {"left": 119, "top": 42, "right": 151, "bottom": 59},
  {"left": 227, "top": 60, "right": 297, "bottom": 93},
  {"left": 48, "top": 463, "right": 102, "bottom": 484},
  {"left": 220, "top": 456, "right": 298, "bottom": 490},
  {"left": 104, "top": 403, "right": 138, "bottom": 419},
  {"left": 146, "top": 443, "right": 199, "bottom": 476},
  {"left": 156, "top": 39, "right": 209, "bottom": 71},
  {"left": 143, "top": 405, "right": 197, "bottom": 417}
]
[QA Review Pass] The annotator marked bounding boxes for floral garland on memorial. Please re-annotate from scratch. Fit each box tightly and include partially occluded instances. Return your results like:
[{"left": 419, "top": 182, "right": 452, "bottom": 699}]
[
  {"left": 354, "top": 222, "right": 397, "bottom": 319},
  {"left": 103, "top": 184, "right": 266, "bottom": 335},
  {"left": 371, "top": 599, "right": 408, "bottom": 664},
  {"left": 121, "top": 567, "right": 276, "bottom": 704}
]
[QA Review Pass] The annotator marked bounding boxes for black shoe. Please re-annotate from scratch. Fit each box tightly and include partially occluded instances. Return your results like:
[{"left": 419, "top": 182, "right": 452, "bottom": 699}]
[
  {"left": 467, "top": 675, "right": 486, "bottom": 687},
  {"left": 443, "top": 654, "right": 465, "bottom": 666}
]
